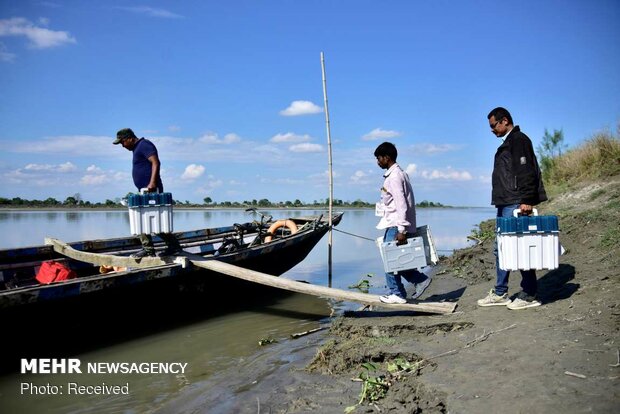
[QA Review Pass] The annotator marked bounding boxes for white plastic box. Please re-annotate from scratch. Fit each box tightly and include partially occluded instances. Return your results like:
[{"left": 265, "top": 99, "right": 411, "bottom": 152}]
[
  {"left": 127, "top": 192, "right": 174, "bottom": 235},
  {"left": 497, "top": 233, "right": 563, "bottom": 271},
  {"left": 378, "top": 225, "right": 438, "bottom": 273},
  {"left": 496, "top": 210, "right": 563, "bottom": 271}
]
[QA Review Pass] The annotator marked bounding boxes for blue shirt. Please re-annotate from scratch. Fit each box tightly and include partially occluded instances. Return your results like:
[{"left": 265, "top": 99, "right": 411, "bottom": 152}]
[{"left": 132, "top": 138, "right": 163, "bottom": 191}]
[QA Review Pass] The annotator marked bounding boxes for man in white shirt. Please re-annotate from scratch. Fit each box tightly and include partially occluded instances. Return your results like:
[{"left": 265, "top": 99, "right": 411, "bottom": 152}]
[{"left": 374, "top": 142, "right": 432, "bottom": 304}]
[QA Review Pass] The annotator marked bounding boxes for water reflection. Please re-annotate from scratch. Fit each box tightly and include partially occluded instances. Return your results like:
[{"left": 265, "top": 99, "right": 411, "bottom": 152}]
[
  {"left": 0, "top": 208, "right": 495, "bottom": 250},
  {"left": 65, "top": 211, "right": 80, "bottom": 222},
  {"left": 0, "top": 207, "right": 495, "bottom": 413}
]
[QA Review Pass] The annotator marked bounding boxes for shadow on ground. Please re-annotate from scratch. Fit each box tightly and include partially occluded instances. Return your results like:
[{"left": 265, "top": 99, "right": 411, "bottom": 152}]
[{"left": 537, "top": 263, "right": 578, "bottom": 304}]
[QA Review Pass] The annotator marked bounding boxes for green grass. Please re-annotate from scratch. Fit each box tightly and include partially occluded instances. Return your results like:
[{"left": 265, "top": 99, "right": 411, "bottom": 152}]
[
  {"left": 544, "top": 131, "right": 620, "bottom": 187},
  {"left": 589, "top": 188, "right": 607, "bottom": 201},
  {"left": 367, "top": 337, "right": 397, "bottom": 346},
  {"left": 601, "top": 227, "right": 620, "bottom": 249},
  {"left": 469, "top": 219, "right": 495, "bottom": 243}
]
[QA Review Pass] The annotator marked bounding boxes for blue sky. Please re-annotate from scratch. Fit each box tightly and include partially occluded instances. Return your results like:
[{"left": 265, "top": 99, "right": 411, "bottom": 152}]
[{"left": 1, "top": 0, "right": 618, "bottom": 207}]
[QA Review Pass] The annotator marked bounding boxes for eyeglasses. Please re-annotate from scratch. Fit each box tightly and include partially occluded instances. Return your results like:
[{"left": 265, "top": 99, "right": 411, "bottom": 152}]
[{"left": 490, "top": 119, "right": 503, "bottom": 129}]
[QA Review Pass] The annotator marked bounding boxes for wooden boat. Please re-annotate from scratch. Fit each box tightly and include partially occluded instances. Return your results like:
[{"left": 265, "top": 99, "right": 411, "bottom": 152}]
[{"left": 0, "top": 212, "right": 343, "bottom": 309}]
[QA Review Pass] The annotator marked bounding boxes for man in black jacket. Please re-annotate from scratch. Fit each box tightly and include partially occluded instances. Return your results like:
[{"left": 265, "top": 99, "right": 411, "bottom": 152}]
[{"left": 477, "top": 107, "right": 547, "bottom": 310}]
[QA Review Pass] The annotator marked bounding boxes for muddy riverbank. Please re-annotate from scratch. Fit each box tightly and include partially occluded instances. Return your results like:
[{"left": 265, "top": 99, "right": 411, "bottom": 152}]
[{"left": 159, "top": 178, "right": 619, "bottom": 413}]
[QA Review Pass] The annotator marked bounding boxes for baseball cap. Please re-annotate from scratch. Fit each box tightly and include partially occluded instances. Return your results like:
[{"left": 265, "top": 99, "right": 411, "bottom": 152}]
[{"left": 113, "top": 128, "right": 137, "bottom": 145}]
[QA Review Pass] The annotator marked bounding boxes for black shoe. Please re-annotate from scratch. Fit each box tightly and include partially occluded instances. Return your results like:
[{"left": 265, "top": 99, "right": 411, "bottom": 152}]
[{"left": 130, "top": 249, "right": 156, "bottom": 259}]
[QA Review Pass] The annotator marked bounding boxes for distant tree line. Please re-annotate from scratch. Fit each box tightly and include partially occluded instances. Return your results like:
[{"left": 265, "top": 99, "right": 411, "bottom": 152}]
[
  {"left": 0, "top": 194, "right": 120, "bottom": 208},
  {"left": 199, "top": 197, "right": 378, "bottom": 208},
  {"left": 0, "top": 194, "right": 447, "bottom": 209}
]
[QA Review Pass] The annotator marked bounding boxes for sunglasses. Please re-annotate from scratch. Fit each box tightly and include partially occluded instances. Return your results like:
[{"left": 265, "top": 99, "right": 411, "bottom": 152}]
[{"left": 490, "top": 119, "right": 503, "bottom": 129}]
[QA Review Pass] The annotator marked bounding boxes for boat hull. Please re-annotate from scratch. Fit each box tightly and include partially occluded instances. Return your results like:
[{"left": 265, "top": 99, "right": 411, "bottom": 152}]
[{"left": 0, "top": 213, "right": 342, "bottom": 309}]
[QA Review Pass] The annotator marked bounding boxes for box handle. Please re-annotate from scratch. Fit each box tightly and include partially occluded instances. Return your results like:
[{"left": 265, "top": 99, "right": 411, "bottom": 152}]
[
  {"left": 139, "top": 188, "right": 160, "bottom": 194},
  {"left": 513, "top": 208, "right": 538, "bottom": 217}
]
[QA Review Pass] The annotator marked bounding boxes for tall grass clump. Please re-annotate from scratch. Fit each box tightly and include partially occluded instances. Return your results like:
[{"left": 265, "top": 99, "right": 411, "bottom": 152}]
[{"left": 543, "top": 128, "right": 620, "bottom": 187}]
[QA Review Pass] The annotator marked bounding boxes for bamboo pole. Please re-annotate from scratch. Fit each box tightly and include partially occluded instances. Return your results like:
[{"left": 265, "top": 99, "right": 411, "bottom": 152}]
[
  {"left": 321, "top": 51, "right": 334, "bottom": 285},
  {"left": 45, "top": 238, "right": 172, "bottom": 268}
]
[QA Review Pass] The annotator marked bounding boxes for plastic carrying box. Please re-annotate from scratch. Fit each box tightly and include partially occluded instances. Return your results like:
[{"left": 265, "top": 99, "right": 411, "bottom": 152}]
[
  {"left": 127, "top": 190, "right": 174, "bottom": 235},
  {"left": 496, "top": 208, "right": 563, "bottom": 271},
  {"left": 378, "top": 225, "right": 439, "bottom": 273}
]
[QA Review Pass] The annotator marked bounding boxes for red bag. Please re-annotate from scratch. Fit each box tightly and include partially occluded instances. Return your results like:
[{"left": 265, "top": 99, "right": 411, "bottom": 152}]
[{"left": 36, "top": 261, "right": 77, "bottom": 284}]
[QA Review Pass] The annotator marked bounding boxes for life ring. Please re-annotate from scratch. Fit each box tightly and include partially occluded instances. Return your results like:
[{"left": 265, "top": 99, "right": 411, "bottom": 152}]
[
  {"left": 264, "top": 220, "right": 298, "bottom": 242},
  {"left": 99, "top": 265, "right": 127, "bottom": 274}
]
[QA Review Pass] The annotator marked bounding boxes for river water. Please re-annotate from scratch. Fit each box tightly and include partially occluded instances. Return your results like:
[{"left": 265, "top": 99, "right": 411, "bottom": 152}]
[{"left": 0, "top": 207, "right": 494, "bottom": 413}]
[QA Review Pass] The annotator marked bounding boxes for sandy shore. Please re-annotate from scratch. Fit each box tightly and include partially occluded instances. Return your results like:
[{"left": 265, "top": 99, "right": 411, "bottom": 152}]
[{"left": 158, "top": 179, "right": 619, "bottom": 413}]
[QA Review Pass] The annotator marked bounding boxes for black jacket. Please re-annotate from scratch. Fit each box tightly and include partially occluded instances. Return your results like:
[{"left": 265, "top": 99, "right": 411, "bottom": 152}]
[{"left": 492, "top": 126, "right": 547, "bottom": 206}]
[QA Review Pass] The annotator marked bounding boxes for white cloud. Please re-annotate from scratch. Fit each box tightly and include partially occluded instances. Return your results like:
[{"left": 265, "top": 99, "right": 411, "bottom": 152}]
[
  {"left": 168, "top": 125, "right": 181, "bottom": 132},
  {"left": 2, "top": 159, "right": 130, "bottom": 195},
  {"left": 351, "top": 170, "right": 368, "bottom": 182},
  {"left": 4, "top": 135, "right": 112, "bottom": 156},
  {"left": 117, "top": 7, "right": 184, "bottom": 19},
  {"left": 405, "top": 163, "right": 417, "bottom": 175},
  {"left": 5, "top": 162, "right": 80, "bottom": 187},
  {"left": 24, "top": 162, "right": 77, "bottom": 172},
  {"left": 309, "top": 170, "right": 340, "bottom": 180},
  {"left": 279, "top": 100, "right": 323, "bottom": 116},
  {"left": 2, "top": 133, "right": 283, "bottom": 167},
  {"left": 0, "top": 17, "right": 76, "bottom": 49},
  {"left": 181, "top": 164, "right": 205, "bottom": 180},
  {"left": 420, "top": 168, "right": 473, "bottom": 181},
  {"left": 196, "top": 175, "right": 223, "bottom": 194},
  {"left": 410, "top": 143, "right": 462, "bottom": 154},
  {"left": 80, "top": 174, "right": 109, "bottom": 185},
  {"left": 361, "top": 128, "right": 402, "bottom": 141},
  {"left": 58, "top": 162, "right": 76, "bottom": 172},
  {"left": 270, "top": 132, "right": 312, "bottom": 143},
  {"left": 86, "top": 165, "right": 103, "bottom": 173},
  {"left": 199, "top": 132, "right": 241, "bottom": 145},
  {"left": 289, "top": 143, "right": 323, "bottom": 153},
  {"left": 259, "top": 177, "right": 305, "bottom": 185},
  {"left": 349, "top": 169, "right": 375, "bottom": 185},
  {"left": 478, "top": 174, "right": 492, "bottom": 184},
  {"left": 79, "top": 165, "right": 128, "bottom": 187}
]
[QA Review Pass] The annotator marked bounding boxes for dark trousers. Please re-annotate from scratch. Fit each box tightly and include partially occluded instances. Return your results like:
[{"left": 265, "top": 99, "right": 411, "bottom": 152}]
[
  {"left": 139, "top": 233, "right": 181, "bottom": 252},
  {"left": 494, "top": 204, "right": 538, "bottom": 296}
]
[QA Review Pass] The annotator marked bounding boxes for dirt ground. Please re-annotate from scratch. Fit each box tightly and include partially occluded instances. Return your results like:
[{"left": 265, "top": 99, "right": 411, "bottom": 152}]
[{"left": 161, "top": 179, "right": 619, "bottom": 414}]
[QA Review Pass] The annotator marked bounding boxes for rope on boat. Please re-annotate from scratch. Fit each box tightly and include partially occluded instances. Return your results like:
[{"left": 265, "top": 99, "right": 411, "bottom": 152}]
[{"left": 332, "top": 228, "right": 376, "bottom": 241}]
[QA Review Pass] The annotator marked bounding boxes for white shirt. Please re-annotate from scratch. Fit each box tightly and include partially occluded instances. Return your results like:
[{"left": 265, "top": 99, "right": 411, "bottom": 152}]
[{"left": 376, "top": 163, "right": 417, "bottom": 233}]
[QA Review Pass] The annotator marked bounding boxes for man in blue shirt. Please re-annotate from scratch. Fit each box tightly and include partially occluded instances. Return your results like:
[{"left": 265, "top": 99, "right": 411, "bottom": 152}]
[{"left": 114, "top": 128, "right": 181, "bottom": 258}]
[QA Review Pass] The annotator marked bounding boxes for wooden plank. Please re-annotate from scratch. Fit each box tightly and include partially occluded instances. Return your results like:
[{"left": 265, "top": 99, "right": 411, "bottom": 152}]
[
  {"left": 46, "top": 238, "right": 456, "bottom": 314},
  {"left": 45, "top": 238, "right": 173, "bottom": 268},
  {"left": 187, "top": 255, "right": 457, "bottom": 314}
]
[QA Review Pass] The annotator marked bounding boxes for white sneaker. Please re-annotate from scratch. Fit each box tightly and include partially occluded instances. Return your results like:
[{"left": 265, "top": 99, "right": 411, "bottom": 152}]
[
  {"left": 507, "top": 296, "right": 541, "bottom": 310},
  {"left": 379, "top": 294, "right": 407, "bottom": 304},
  {"left": 477, "top": 290, "right": 510, "bottom": 307}
]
